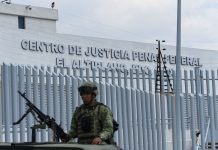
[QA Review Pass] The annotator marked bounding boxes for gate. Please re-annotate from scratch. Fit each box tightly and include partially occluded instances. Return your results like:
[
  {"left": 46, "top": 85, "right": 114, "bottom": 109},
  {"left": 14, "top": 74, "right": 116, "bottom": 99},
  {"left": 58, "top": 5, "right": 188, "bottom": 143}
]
[{"left": 1, "top": 63, "right": 218, "bottom": 150}]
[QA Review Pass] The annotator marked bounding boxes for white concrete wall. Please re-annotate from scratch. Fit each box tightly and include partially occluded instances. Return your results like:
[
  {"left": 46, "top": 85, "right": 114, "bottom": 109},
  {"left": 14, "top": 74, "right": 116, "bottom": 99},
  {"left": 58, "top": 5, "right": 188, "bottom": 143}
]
[
  {"left": 0, "top": 14, "right": 17, "bottom": 30},
  {"left": 0, "top": 3, "right": 217, "bottom": 72},
  {"left": 26, "top": 17, "right": 56, "bottom": 33},
  {"left": 0, "top": 3, "right": 57, "bottom": 32},
  {"left": 0, "top": 27, "right": 217, "bottom": 71}
]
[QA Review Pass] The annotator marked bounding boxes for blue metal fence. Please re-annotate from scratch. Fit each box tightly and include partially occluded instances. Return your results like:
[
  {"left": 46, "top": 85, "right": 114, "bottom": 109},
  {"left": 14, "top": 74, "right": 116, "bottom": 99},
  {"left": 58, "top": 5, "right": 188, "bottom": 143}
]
[{"left": 0, "top": 63, "right": 218, "bottom": 150}]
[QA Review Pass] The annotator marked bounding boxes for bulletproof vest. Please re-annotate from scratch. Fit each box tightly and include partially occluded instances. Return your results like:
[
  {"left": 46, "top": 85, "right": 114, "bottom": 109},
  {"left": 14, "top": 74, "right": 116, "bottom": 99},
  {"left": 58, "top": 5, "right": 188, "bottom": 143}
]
[{"left": 76, "top": 104, "right": 102, "bottom": 143}]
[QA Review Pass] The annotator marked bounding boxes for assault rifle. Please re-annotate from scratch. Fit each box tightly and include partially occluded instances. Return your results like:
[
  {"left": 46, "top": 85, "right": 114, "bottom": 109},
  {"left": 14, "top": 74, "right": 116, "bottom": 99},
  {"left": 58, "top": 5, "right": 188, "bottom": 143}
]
[{"left": 13, "top": 91, "right": 69, "bottom": 142}]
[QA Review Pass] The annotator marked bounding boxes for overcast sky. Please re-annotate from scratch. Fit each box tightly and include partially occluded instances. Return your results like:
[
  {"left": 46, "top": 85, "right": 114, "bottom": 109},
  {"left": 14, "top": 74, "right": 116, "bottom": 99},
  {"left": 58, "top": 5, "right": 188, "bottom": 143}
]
[{"left": 12, "top": 0, "right": 218, "bottom": 50}]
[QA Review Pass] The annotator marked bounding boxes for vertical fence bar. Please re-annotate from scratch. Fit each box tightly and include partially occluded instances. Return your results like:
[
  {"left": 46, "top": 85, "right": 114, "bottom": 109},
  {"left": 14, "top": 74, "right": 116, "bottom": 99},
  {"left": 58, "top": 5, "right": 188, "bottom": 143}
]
[
  {"left": 26, "top": 67, "right": 33, "bottom": 142},
  {"left": 136, "top": 90, "right": 143, "bottom": 150},
  {"left": 3, "top": 64, "right": 11, "bottom": 142},
  {"left": 11, "top": 65, "right": 18, "bottom": 142},
  {"left": 111, "top": 69, "right": 115, "bottom": 85},
  {"left": 190, "top": 94, "right": 196, "bottom": 150},
  {"left": 142, "top": 70, "right": 146, "bottom": 91},
  {"left": 180, "top": 94, "right": 186, "bottom": 150},
  {"left": 126, "top": 87, "right": 134, "bottom": 150},
  {"left": 65, "top": 75, "right": 72, "bottom": 131},
  {"left": 53, "top": 73, "right": 60, "bottom": 128},
  {"left": 18, "top": 66, "right": 25, "bottom": 142},
  {"left": 167, "top": 93, "right": 172, "bottom": 129},
  {"left": 145, "top": 92, "right": 152, "bottom": 150},
  {"left": 136, "top": 69, "right": 140, "bottom": 89},
  {"left": 72, "top": 68, "right": 77, "bottom": 77},
  {"left": 124, "top": 69, "right": 128, "bottom": 88},
  {"left": 148, "top": 70, "right": 152, "bottom": 92},
  {"left": 110, "top": 85, "right": 118, "bottom": 143},
  {"left": 117, "top": 69, "right": 121, "bottom": 86},
  {"left": 199, "top": 94, "right": 205, "bottom": 150},
  {"left": 160, "top": 94, "right": 166, "bottom": 150},
  {"left": 141, "top": 91, "right": 148, "bottom": 150},
  {"left": 195, "top": 67, "right": 201, "bottom": 128},
  {"left": 86, "top": 68, "right": 90, "bottom": 81},
  {"left": 208, "top": 95, "right": 216, "bottom": 150},
  {"left": 190, "top": 70, "right": 194, "bottom": 93},
  {"left": 77, "top": 79, "right": 83, "bottom": 106},
  {"left": 131, "top": 88, "right": 139, "bottom": 150},
  {"left": 116, "top": 86, "right": 124, "bottom": 149},
  {"left": 79, "top": 68, "right": 84, "bottom": 81},
  {"left": 176, "top": 92, "right": 182, "bottom": 150},
  {"left": 71, "top": 76, "right": 78, "bottom": 111},
  {"left": 200, "top": 70, "right": 204, "bottom": 94},
  {"left": 130, "top": 69, "right": 133, "bottom": 88},
  {"left": 32, "top": 68, "right": 40, "bottom": 142},
  {"left": 99, "top": 82, "right": 106, "bottom": 104},
  {"left": 150, "top": 93, "right": 157, "bottom": 150},
  {"left": 59, "top": 74, "right": 66, "bottom": 130},
  {"left": 46, "top": 71, "right": 53, "bottom": 142},
  {"left": 92, "top": 68, "right": 96, "bottom": 82},
  {"left": 211, "top": 70, "right": 217, "bottom": 128},
  {"left": 66, "top": 67, "right": 70, "bottom": 76},
  {"left": 121, "top": 87, "right": 129, "bottom": 150},
  {"left": 155, "top": 93, "right": 162, "bottom": 150},
  {"left": 39, "top": 69, "right": 46, "bottom": 142},
  {"left": 172, "top": 94, "right": 177, "bottom": 150},
  {"left": 99, "top": 68, "right": 103, "bottom": 83},
  {"left": 184, "top": 70, "right": 190, "bottom": 129},
  {"left": 0, "top": 65, "right": 3, "bottom": 142},
  {"left": 206, "top": 70, "right": 210, "bottom": 110},
  {"left": 105, "top": 83, "right": 111, "bottom": 108},
  {"left": 208, "top": 96, "right": 216, "bottom": 150},
  {"left": 105, "top": 68, "right": 109, "bottom": 83}
]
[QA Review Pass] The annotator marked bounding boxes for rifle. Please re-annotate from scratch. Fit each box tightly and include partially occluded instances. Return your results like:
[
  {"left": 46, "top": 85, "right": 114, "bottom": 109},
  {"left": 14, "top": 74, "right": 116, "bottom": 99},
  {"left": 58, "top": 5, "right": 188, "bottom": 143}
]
[{"left": 14, "top": 91, "right": 69, "bottom": 142}]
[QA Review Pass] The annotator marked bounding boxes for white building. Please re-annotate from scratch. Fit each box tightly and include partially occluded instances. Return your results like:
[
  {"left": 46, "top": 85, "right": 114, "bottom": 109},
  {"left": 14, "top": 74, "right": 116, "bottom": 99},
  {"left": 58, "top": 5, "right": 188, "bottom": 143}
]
[
  {"left": 0, "top": 3, "right": 217, "bottom": 73},
  {"left": 0, "top": 3, "right": 217, "bottom": 150}
]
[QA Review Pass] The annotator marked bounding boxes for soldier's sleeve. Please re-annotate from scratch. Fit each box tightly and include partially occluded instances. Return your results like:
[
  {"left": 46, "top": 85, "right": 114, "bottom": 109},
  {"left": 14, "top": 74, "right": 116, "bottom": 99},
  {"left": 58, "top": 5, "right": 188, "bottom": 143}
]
[
  {"left": 68, "top": 108, "right": 79, "bottom": 138},
  {"left": 98, "top": 106, "right": 114, "bottom": 140}
]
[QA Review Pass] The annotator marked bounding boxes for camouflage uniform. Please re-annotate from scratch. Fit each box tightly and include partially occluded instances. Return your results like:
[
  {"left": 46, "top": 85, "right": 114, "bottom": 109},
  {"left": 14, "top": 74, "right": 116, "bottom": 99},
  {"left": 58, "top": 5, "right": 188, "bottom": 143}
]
[{"left": 68, "top": 101, "right": 114, "bottom": 144}]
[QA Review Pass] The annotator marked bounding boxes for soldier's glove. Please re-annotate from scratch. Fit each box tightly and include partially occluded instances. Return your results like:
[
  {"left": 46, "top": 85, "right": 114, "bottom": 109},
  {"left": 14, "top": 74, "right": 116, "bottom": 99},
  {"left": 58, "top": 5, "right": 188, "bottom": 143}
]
[
  {"left": 60, "top": 133, "right": 70, "bottom": 143},
  {"left": 92, "top": 137, "right": 102, "bottom": 145}
]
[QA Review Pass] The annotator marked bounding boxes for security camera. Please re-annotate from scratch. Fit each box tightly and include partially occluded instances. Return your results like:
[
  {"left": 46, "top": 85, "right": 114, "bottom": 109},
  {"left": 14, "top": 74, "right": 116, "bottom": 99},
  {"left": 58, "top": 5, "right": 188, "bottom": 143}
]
[{"left": 25, "top": 5, "right": 32, "bottom": 10}]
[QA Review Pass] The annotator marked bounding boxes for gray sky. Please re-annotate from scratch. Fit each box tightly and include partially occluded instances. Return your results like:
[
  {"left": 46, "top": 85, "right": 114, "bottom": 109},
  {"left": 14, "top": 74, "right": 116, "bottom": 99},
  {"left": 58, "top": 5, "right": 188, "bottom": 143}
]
[{"left": 13, "top": 0, "right": 218, "bottom": 50}]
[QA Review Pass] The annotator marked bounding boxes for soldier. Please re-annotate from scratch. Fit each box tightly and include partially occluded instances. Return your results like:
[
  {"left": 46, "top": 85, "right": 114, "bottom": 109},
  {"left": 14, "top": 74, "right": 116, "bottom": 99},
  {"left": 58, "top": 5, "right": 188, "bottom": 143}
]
[{"left": 62, "top": 81, "right": 114, "bottom": 144}]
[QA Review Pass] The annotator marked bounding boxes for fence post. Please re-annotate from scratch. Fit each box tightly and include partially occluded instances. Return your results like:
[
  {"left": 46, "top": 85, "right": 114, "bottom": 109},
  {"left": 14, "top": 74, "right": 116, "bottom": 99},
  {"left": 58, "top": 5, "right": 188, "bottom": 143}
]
[
  {"left": 208, "top": 95, "right": 216, "bottom": 150},
  {"left": 131, "top": 88, "right": 138, "bottom": 150},
  {"left": 141, "top": 91, "right": 148, "bottom": 150},
  {"left": 46, "top": 71, "right": 53, "bottom": 141},
  {"left": 26, "top": 66, "right": 33, "bottom": 142},
  {"left": 180, "top": 94, "right": 186, "bottom": 150},
  {"left": 32, "top": 67, "right": 40, "bottom": 142},
  {"left": 199, "top": 94, "right": 206, "bottom": 150},
  {"left": 3, "top": 64, "right": 11, "bottom": 142},
  {"left": 18, "top": 66, "right": 25, "bottom": 142},
  {"left": 116, "top": 86, "right": 124, "bottom": 149},
  {"left": 190, "top": 94, "right": 196, "bottom": 150},
  {"left": 110, "top": 84, "right": 118, "bottom": 143},
  {"left": 65, "top": 75, "right": 72, "bottom": 131},
  {"left": 0, "top": 65, "right": 3, "bottom": 142},
  {"left": 155, "top": 93, "right": 162, "bottom": 150},
  {"left": 39, "top": 69, "right": 46, "bottom": 142},
  {"left": 145, "top": 92, "right": 152, "bottom": 150},
  {"left": 150, "top": 93, "right": 157, "bottom": 150},
  {"left": 121, "top": 87, "right": 129, "bottom": 150},
  {"left": 160, "top": 94, "right": 166, "bottom": 150},
  {"left": 136, "top": 90, "right": 143, "bottom": 150},
  {"left": 11, "top": 65, "right": 18, "bottom": 142},
  {"left": 211, "top": 70, "right": 217, "bottom": 128}
]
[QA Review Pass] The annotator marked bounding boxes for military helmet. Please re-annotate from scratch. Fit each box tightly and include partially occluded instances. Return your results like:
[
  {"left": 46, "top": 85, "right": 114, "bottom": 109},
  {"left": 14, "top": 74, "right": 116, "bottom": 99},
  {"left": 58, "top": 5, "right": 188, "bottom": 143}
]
[{"left": 78, "top": 81, "right": 98, "bottom": 96}]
